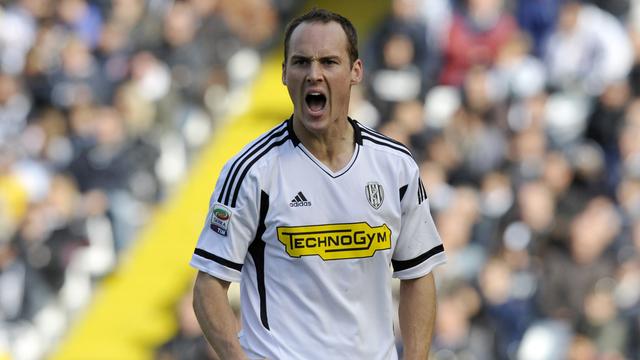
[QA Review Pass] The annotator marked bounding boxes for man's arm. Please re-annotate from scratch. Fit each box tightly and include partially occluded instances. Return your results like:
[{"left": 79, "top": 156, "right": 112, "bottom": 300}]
[
  {"left": 193, "top": 271, "right": 247, "bottom": 360},
  {"left": 399, "top": 272, "right": 437, "bottom": 360}
]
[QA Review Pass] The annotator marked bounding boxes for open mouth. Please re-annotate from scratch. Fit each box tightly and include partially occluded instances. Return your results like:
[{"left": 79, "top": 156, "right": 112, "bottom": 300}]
[{"left": 305, "top": 92, "right": 327, "bottom": 113}]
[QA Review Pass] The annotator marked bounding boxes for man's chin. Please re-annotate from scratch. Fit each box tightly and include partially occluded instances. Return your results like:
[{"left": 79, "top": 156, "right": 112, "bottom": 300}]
[{"left": 296, "top": 112, "right": 332, "bottom": 134}]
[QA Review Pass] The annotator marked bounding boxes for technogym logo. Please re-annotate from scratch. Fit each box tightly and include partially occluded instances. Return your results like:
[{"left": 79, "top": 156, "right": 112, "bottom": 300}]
[{"left": 277, "top": 222, "right": 392, "bottom": 260}]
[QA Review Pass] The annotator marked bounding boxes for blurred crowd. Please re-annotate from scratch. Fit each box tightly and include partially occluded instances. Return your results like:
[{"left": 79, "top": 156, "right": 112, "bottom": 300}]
[
  {"left": 356, "top": 0, "right": 640, "bottom": 359},
  {"left": 161, "top": 0, "right": 640, "bottom": 359},
  {"left": 3, "top": 0, "right": 640, "bottom": 359},
  {"left": 0, "top": 0, "right": 296, "bottom": 358}
]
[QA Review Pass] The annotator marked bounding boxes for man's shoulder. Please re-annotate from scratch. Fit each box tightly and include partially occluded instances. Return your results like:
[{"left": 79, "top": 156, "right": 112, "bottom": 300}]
[
  {"left": 215, "top": 119, "right": 292, "bottom": 207},
  {"left": 354, "top": 121, "right": 416, "bottom": 165},
  {"left": 226, "top": 119, "right": 293, "bottom": 167}
]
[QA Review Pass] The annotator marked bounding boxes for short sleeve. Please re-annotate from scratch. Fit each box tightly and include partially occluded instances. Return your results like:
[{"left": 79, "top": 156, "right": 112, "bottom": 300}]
[
  {"left": 190, "top": 160, "right": 261, "bottom": 282},
  {"left": 392, "top": 164, "right": 446, "bottom": 279}
]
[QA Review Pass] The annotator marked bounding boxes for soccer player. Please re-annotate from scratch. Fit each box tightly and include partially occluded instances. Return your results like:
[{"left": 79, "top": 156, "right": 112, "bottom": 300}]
[{"left": 190, "top": 8, "right": 446, "bottom": 359}]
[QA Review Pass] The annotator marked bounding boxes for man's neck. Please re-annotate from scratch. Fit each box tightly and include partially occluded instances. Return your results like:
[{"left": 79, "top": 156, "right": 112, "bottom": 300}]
[{"left": 293, "top": 116, "right": 355, "bottom": 172}]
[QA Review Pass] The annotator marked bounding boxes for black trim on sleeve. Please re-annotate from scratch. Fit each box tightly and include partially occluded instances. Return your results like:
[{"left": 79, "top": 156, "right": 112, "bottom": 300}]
[
  {"left": 418, "top": 177, "right": 427, "bottom": 204},
  {"left": 399, "top": 184, "right": 408, "bottom": 202},
  {"left": 194, "top": 248, "right": 243, "bottom": 272},
  {"left": 248, "top": 190, "right": 270, "bottom": 330},
  {"left": 392, "top": 244, "right": 445, "bottom": 272}
]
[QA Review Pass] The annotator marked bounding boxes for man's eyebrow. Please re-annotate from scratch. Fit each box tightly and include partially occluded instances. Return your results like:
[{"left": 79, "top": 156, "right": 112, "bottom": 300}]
[
  {"left": 290, "top": 54, "right": 342, "bottom": 61},
  {"left": 320, "top": 55, "right": 341, "bottom": 61}
]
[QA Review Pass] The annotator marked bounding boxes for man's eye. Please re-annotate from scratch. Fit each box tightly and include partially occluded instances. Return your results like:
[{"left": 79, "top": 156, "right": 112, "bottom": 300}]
[
  {"left": 323, "top": 59, "right": 337, "bottom": 65},
  {"left": 293, "top": 59, "right": 308, "bottom": 65}
]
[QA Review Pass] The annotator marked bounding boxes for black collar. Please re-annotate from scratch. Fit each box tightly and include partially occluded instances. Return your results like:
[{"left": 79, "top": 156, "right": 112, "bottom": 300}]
[{"left": 286, "top": 115, "right": 363, "bottom": 147}]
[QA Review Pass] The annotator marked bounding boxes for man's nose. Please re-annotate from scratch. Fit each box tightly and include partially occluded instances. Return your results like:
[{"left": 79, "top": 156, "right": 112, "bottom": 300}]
[{"left": 306, "top": 61, "right": 323, "bottom": 82}]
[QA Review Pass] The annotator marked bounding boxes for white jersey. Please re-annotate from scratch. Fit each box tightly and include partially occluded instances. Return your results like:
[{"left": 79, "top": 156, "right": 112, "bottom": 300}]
[{"left": 190, "top": 118, "right": 446, "bottom": 360}]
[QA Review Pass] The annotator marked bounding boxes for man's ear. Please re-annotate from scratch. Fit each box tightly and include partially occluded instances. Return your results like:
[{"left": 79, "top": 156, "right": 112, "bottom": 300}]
[
  {"left": 350, "top": 59, "right": 363, "bottom": 85},
  {"left": 282, "top": 62, "right": 287, "bottom": 85}
]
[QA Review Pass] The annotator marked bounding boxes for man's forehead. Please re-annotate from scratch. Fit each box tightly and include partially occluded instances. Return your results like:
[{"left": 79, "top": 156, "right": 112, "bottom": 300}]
[{"left": 288, "top": 21, "right": 349, "bottom": 57}]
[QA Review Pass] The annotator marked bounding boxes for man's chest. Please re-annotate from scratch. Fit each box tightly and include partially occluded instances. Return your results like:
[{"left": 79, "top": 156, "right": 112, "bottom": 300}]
[{"left": 260, "top": 159, "right": 402, "bottom": 262}]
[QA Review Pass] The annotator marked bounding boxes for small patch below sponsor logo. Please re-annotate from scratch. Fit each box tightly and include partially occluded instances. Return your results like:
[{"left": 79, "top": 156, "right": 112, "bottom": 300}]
[{"left": 210, "top": 203, "right": 231, "bottom": 236}]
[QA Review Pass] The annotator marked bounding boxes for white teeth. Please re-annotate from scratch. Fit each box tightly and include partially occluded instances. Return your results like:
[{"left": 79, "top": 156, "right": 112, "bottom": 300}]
[{"left": 310, "top": 92, "right": 321, "bottom": 96}]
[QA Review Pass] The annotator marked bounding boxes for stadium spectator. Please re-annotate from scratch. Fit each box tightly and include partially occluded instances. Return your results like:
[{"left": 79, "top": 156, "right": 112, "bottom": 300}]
[
  {"left": 156, "top": 292, "right": 219, "bottom": 360},
  {"left": 417, "top": 0, "right": 453, "bottom": 48},
  {"left": 575, "top": 283, "right": 629, "bottom": 357},
  {"left": 585, "top": 0, "right": 630, "bottom": 19},
  {"left": 155, "top": 1, "right": 208, "bottom": 102},
  {"left": 439, "top": 0, "right": 518, "bottom": 86},
  {"left": 0, "top": 73, "right": 31, "bottom": 143},
  {"left": 0, "top": 235, "right": 53, "bottom": 323},
  {"left": 544, "top": 0, "right": 633, "bottom": 96},
  {"left": 537, "top": 197, "right": 620, "bottom": 324},
  {"left": 5, "top": 0, "right": 640, "bottom": 358},
  {"left": 478, "top": 256, "right": 536, "bottom": 359},
  {"left": 49, "top": 36, "right": 108, "bottom": 108},
  {"left": 56, "top": 0, "right": 103, "bottom": 49},
  {"left": 514, "top": 0, "right": 560, "bottom": 57},
  {"left": 434, "top": 187, "right": 486, "bottom": 283},
  {"left": 431, "top": 281, "right": 494, "bottom": 359},
  {"left": 364, "top": 0, "right": 441, "bottom": 117},
  {"left": 377, "top": 100, "right": 428, "bottom": 159},
  {"left": 0, "top": 0, "right": 52, "bottom": 75}
]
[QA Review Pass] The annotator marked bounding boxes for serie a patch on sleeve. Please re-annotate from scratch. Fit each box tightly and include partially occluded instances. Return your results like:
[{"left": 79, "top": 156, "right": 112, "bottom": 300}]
[{"left": 209, "top": 203, "right": 232, "bottom": 236}]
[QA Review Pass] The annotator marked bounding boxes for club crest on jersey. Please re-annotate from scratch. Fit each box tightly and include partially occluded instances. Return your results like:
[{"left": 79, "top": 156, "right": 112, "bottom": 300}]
[
  {"left": 365, "top": 182, "right": 384, "bottom": 209},
  {"left": 210, "top": 203, "right": 231, "bottom": 236}
]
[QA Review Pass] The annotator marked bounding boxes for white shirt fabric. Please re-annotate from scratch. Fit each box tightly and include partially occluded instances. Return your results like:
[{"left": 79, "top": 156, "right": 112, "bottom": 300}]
[{"left": 190, "top": 117, "right": 446, "bottom": 359}]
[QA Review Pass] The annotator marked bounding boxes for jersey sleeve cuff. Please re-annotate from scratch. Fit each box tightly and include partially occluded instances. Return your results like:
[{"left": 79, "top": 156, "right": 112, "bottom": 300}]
[
  {"left": 190, "top": 250, "right": 243, "bottom": 283},
  {"left": 392, "top": 246, "right": 447, "bottom": 280}
]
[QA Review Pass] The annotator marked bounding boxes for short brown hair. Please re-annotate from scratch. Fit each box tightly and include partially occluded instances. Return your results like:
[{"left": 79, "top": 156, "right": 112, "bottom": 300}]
[{"left": 283, "top": 8, "right": 359, "bottom": 66}]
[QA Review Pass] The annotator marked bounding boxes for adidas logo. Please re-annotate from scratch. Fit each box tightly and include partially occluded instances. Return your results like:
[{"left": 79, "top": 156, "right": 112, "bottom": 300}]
[{"left": 289, "top": 191, "right": 312, "bottom": 207}]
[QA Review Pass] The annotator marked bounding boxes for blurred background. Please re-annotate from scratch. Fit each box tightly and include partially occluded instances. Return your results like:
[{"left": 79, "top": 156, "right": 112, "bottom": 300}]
[{"left": 0, "top": 0, "right": 639, "bottom": 359}]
